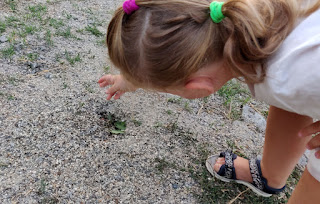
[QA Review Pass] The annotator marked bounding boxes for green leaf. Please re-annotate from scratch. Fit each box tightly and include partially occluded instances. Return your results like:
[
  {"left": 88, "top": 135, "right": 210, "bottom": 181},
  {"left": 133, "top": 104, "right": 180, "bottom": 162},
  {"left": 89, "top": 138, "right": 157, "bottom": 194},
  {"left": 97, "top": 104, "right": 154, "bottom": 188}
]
[
  {"left": 115, "top": 121, "right": 126, "bottom": 131},
  {"left": 110, "top": 130, "right": 125, "bottom": 134}
]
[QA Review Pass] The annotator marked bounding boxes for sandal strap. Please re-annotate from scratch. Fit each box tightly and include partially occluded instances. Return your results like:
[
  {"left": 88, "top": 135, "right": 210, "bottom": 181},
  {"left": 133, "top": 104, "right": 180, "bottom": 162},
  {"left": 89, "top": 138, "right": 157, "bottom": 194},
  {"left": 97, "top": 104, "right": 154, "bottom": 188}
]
[
  {"left": 218, "top": 150, "right": 237, "bottom": 179},
  {"left": 249, "top": 159, "right": 286, "bottom": 194},
  {"left": 249, "top": 159, "right": 264, "bottom": 191}
]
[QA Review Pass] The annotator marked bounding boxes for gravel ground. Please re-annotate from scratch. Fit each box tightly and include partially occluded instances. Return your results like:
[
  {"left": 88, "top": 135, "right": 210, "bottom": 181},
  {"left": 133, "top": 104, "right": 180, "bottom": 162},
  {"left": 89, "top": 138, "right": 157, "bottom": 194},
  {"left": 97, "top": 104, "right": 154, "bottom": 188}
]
[{"left": 0, "top": 0, "right": 307, "bottom": 203}]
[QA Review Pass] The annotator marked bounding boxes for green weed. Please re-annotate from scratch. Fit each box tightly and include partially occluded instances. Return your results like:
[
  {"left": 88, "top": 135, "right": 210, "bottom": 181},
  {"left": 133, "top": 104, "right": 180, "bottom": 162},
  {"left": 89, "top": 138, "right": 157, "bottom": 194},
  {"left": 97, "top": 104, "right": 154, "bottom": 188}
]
[
  {"left": 27, "top": 53, "right": 39, "bottom": 61},
  {"left": 103, "top": 65, "right": 110, "bottom": 73},
  {"left": 65, "top": 51, "right": 81, "bottom": 65},
  {"left": 154, "top": 158, "right": 177, "bottom": 173},
  {"left": 20, "top": 25, "right": 37, "bottom": 37},
  {"left": 154, "top": 122, "right": 163, "bottom": 128},
  {"left": 7, "top": 94, "right": 15, "bottom": 100},
  {"left": 5, "top": 16, "right": 21, "bottom": 27},
  {"left": 218, "top": 80, "right": 251, "bottom": 120},
  {"left": 111, "top": 121, "right": 127, "bottom": 134},
  {"left": 1, "top": 45, "right": 15, "bottom": 58},
  {"left": 85, "top": 25, "right": 103, "bottom": 37},
  {"left": 96, "top": 38, "right": 106, "bottom": 46},
  {"left": 184, "top": 101, "right": 191, "bottom": 112},
  {"left": 83, "top": 82, "right": 94, "bottom": 93},
  {"left": 0, "top": 21, "right": 6, "bottom": 33},
  {"left": 45, "top": 29, "right": 53, "bottom": 46},
  {"left": 132, "top": 119, "right": 142, "bottom": 126},
  {"left": 28, "top": 4, "right": 47, "bottom": 16},
  {"left": 56, "top": 27, "right": 72, "bottom": 38},
  {"left": 37, "top": 179, "right": 47, "bottom": 195},
  {"left": 6, "top": 0, "right": 17, "bottom": 12},
  {"left": 49, "top": 18, "right": 64, "bottom": 29},
  {"left": 167, "top": 97, "right": 182, "bottom": 104}
]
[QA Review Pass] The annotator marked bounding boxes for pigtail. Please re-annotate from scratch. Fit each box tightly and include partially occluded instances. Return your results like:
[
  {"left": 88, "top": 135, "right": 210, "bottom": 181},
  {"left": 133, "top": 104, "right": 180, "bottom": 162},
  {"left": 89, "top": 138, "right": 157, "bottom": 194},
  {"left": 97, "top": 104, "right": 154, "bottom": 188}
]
[
  {"left": 107, "top": 7, "right": 126, "bottom": 69},
  {"left": 300, "top": 0, "right": 320, "bottom": 16},
  {"left": 219, "top": 0, "right": 299, "bottom": 83}
]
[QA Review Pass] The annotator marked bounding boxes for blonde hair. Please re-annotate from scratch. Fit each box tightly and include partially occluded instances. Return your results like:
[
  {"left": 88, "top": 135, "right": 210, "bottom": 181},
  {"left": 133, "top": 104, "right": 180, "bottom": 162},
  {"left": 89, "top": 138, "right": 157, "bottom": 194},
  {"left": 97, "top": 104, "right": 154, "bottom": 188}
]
[{"left": 107, "top": 0, "right": 320, "bottom": 88}]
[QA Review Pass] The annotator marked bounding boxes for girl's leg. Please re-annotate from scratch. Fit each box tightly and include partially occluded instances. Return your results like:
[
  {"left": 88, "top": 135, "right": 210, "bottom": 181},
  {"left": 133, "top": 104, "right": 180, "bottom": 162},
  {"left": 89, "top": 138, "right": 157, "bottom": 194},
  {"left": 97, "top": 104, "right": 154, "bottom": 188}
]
[
  {"left": 214, "top": 106, "right": 313, "bottom": 189},
  {"left": 288, "top": 168, "right": 320, "bottom": 203},
  {"left": 260, "top": 106, "right": 313, "bottom": 188}
]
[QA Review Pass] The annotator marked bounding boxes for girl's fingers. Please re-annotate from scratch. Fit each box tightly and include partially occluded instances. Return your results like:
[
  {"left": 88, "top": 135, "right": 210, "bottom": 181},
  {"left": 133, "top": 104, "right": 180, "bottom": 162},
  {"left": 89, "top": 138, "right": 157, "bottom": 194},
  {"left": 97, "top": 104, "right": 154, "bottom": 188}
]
[
  {"left": 299, "top": 121, "right": 320, "bottom": 137},
  {"left": 306, "top": 135, "right": 320, "bottom": 150},
  {"left": 106, "top": 92, "right": 116, "bottom": 100},
  {"left": 113, "top": 91, "right": 125, "bottom": 100},
  {"left": 98, "top": 75, "right": 116, "bottom": 85},
  {"left": 99, "top": 81, "right": 112, "bottom": 88}
]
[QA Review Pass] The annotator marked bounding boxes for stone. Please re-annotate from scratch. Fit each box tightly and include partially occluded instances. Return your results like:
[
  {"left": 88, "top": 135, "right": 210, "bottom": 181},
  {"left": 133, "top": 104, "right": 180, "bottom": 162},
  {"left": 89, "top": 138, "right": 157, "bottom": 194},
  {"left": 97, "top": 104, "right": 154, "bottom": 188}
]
[
  {"left": 0, "top": 35, "right": 8, "bottom": 43},
  {"left": 44, "top": 73, "right": 52, "bottom": 79},
  {"left": 242, "top": 105, "right": 266, "bottom": 132}
]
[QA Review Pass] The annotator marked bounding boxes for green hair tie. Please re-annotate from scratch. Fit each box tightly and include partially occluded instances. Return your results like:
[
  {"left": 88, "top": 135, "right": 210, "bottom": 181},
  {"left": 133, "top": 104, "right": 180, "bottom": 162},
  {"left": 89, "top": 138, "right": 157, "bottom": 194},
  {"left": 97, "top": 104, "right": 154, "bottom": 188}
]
[{"left": 210, "top": 1, "right": 225, "bottom": 23}]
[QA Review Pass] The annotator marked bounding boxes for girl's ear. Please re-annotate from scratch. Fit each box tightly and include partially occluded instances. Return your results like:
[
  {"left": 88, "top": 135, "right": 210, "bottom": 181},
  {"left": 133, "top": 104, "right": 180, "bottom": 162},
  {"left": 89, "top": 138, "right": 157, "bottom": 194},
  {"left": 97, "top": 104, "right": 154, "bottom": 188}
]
[{"left": 184, "top": 76, "right": 215, "bottom": 94}]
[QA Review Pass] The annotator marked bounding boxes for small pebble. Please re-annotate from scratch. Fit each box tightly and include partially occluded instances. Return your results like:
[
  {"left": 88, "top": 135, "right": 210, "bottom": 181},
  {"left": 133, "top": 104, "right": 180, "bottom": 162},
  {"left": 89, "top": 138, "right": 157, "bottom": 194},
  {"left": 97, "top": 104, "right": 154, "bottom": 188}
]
[
  {"left": 0, "top": 35, "right": 8, "bottom": 43},
  {"left": 45, "top": 73, "right": 52, "bottom": 79},
  {"left": 172, "top": 183, "right": 179, "bottom": 189}
]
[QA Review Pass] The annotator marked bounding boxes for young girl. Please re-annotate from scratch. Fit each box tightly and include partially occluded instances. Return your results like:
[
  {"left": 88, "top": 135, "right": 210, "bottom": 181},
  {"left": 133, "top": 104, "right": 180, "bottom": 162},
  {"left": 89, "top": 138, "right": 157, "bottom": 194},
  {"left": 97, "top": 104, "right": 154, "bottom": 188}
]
[{"left": 98, "top": 0, "right": 320, "bottom": 202}]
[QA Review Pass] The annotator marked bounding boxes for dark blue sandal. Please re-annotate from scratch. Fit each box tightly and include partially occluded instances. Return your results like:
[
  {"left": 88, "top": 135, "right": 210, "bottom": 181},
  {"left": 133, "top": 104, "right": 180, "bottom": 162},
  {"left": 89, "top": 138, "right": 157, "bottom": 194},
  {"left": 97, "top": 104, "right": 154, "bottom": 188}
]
[{"left": 206, "top": 150, "right": 286, "bottom": 197}]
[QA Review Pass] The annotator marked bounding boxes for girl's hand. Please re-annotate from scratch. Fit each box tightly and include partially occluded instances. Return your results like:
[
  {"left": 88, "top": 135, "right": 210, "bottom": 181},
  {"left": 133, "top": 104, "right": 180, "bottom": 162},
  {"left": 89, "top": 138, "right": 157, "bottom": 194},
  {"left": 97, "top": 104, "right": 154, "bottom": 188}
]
[
  {"left": 299, "top": 121, "right": 320, "bottom": 159},
  {"left": 98, "top": 74, "right": 137, "bottom": 100}
]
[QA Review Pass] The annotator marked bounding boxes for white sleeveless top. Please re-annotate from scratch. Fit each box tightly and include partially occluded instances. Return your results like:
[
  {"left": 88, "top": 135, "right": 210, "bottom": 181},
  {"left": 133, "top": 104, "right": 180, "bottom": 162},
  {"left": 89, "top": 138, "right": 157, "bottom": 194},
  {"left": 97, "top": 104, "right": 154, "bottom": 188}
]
[{"left": 253, "top": 9, "right": 320, "bottom": 119}]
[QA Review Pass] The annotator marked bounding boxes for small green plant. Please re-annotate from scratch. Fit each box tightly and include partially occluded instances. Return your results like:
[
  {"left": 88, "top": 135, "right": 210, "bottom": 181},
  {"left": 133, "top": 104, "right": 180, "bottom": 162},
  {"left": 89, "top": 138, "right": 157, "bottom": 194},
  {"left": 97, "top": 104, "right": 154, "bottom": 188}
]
[
  {"left": 166, "top": 110, "right": 173, "bottom": 115},
  {"left": 103, "top": 65, "right": 110, "bottom": 73},
  {"left": 1, "top": 45, "right": 15, "bottom": 58},
  {"left": 154, "top": 158, "right": 177, "bottom": 173},
  {"left": 7, "top": 94, "right": 15, "bottom": 100},
  {"left": 0, "top": 21, "right": 6, "bottom": 33},
  {"left": 65, "top": 51, "right": 81, "bottom": 65},
  {"left": 83, "top": 82, "right": 94, "bottom": 93},
  {"left": 76, "top": 28, "right": 85, "bottom": 34},
  {"left": 27, "top": 53, "right": 39, "bottom": 61},
  {"left": 45, "top": 29, "right": 53, "bottom": 46},
  {"left": 56, "top": 27, "right": 72, "bottom": 38},
  {"left": 6, "top": 0, "right": 17, "bottom": 12},
  {"left": 111, "top": 121, "right": 126, "bottom": 134},
  {"left": 63, "top": 11, "right": 72, "bottom": 20},
  {"left": 132, "top": 119, "right": 142, "bottom": 126},
  {"left": 24, "top": 25, "right": 37, "bottom": 35},
  {"left": 184, "top": 101, "right": 191, "bottom": 112},
  {"left": 5, "top": 16, "right": 20, "bottom": 27},
  {"left": 37, "top": 179, "right": 47, "bottom": 195},
  {"left": 62, "top": 82, "right": 68, "bottom": 89},
  {"left": 154, "top": 122, "right": 163, "bottom": 128},
  {"left": 218, "top": 80, "right": 251, "bottom": 120},
  {"left": 85, "top": 25, "right": 103, "bottom": 37},
  {"left": 96, "top": 38, "right": 106, "bottom": 46},
  {"left": 49, "top": 18, "right": 64, "bottom": 29},
  {"left": 167, "top": 97, "right": 182, "bottom": 104},
  {"left": 8, "top": 76, "right": 18, "bottom": 85},
  {"left": 28, "top": 4, "right": 47, "bottom": 20}
]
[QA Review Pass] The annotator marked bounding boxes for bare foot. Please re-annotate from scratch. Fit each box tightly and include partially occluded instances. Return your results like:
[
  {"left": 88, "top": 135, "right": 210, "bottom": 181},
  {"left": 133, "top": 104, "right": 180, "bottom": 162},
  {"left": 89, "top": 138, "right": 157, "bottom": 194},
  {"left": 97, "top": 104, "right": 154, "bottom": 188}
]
[
  {"left": 214, "top": 156, "right": 253, "bottom": 183},
  {"left": 98, "top": 74, "right": 137, "bottom": 100}
]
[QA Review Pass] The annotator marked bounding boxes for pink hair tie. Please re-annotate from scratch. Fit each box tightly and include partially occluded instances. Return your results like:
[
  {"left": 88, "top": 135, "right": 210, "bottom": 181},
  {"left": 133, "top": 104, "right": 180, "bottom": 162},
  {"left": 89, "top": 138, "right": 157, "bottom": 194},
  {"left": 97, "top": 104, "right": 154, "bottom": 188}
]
[{"left": 123, "top": 0, "right": 140, "bottom": 15}]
